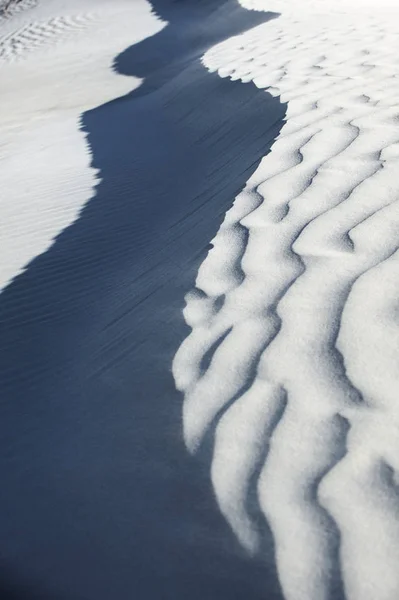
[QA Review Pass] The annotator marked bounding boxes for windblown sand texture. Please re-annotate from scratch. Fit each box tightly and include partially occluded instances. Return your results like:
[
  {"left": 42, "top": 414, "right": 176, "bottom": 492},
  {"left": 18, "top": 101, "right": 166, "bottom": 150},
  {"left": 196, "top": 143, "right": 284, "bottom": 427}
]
[
  {"left": 2, "top": 0, "right": 399, "bottom": 599},
  {"left": 0, "top": 2, "right": 284, "bottom": 599},
  {"left": 0, "top": 0, "right": 162, "bottom": 291},
  {"left": 173, "top": 2, "right": 399, "bottom": 599}
]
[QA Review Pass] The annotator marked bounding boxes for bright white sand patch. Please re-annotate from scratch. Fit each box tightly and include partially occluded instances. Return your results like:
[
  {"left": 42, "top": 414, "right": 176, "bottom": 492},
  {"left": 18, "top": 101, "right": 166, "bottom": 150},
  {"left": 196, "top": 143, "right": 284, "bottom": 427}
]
[
  {"left": 173, "top": 2, "right": 399, "bottom": 599},
  {"left": 0, "top": 0, "right": 163, "bottom": 291},
  {"left": 241, "top": 0, "right": 399, "bottom": 13}
]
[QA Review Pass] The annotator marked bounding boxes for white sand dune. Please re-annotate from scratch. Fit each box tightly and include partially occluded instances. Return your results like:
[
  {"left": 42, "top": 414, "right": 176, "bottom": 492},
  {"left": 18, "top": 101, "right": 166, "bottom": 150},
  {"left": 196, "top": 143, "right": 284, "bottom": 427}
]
[
  {"left": 0, "top": 2, "right": 286, "bottom": 599},
  {"left": 3, "top": 0, "right": 399, "bottom": 597},
  {"left": 0, "top": 0, "right": 163, "bottom": 291},
  {"left": 173, "top": 2, "right": 399, "bottom": 599}
]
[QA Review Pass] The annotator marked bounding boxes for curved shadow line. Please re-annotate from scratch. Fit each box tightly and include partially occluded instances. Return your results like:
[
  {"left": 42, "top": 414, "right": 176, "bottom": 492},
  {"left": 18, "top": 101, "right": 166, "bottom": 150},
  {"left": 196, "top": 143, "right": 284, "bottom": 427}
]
[{"left": 0, "top": 2, "right": 286, "bottom": 598}]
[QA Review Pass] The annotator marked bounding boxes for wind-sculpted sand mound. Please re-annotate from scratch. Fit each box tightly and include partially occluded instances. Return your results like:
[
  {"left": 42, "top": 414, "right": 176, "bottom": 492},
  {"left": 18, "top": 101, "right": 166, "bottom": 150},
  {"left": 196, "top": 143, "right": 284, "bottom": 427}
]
[
  {"left": 173, "top": 4, "right": 399, "bottom": 600},
  {"left": 2, "top": 0, "right": 399, "bottom": 598}
]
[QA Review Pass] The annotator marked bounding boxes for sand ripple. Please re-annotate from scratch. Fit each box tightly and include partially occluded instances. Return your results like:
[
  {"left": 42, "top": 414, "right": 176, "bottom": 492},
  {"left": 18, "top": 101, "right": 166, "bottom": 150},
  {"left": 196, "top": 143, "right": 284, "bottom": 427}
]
[{"left": 173, "top": 4, "right": 399, "bottom": 599}]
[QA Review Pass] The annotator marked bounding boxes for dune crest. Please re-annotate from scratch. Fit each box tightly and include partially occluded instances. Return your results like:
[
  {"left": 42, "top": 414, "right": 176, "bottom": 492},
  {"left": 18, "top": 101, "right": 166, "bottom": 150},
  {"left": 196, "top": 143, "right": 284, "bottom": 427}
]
[{"left": 173, "top": 3, "right": 399, "bottom": 599}]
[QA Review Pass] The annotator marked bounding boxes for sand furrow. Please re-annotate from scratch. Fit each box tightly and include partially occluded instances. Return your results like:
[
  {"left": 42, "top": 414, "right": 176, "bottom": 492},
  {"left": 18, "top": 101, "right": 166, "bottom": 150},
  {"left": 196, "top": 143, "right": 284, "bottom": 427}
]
[
  {"left": 174, "top": 2, "right": 399, "bottom": 599},
  {"left": 0, "top": 0, "right": 36, "bottom": 21},
  {"left": 0, "top": 13, "right": 99, "bottom": 62}
]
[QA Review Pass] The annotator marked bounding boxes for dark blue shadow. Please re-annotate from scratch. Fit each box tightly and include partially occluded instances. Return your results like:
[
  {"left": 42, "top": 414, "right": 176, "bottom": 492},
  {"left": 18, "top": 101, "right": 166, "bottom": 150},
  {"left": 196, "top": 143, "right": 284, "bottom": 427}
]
[{"left": 0, "top": 1, "right": 286, "bottom": 598}]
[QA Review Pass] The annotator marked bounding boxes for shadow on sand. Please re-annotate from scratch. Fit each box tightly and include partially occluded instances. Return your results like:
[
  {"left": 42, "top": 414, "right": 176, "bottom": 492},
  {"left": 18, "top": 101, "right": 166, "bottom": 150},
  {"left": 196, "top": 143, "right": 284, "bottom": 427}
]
[{"left": 0, "top": 1, "right": 286, "bottom": 598}]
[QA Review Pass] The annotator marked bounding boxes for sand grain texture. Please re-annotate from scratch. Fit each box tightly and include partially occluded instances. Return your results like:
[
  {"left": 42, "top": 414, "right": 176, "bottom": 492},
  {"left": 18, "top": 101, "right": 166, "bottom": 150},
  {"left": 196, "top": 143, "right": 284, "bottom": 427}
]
[
  {"left": 173, "top": 2, "right": 399, "bottom": 599},
  {"left": 2, "top": 0, "right": 399, "bottom": 598}
]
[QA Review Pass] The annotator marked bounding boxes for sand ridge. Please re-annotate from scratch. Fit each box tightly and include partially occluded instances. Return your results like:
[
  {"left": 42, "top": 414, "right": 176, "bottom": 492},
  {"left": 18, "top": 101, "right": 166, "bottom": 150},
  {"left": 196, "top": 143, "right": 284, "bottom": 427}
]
[
  {"left": 2, "top": 0, "right": 399, "bottom": 597},
  {"left": 173, "top": 3, "right": 399, "bottom": 599}
]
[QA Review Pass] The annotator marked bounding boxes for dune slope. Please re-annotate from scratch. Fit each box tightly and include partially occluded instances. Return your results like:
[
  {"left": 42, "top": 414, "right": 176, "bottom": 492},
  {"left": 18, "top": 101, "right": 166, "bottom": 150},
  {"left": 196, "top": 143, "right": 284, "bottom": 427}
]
[
  {"left": 0, "top": 1, "right": 285, "bottom": 599},
  {"left": 173, "top": 2, "right": 399, "bottom": 599}
]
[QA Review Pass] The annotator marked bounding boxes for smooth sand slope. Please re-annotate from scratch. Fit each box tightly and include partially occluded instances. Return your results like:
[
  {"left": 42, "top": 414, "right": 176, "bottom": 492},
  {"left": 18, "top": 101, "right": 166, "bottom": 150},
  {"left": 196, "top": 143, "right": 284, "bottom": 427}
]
[
  {"left": 0, "top": 1, "right": 286, "bottom": 599},
  {"left": 0, "top": 0, "right": 164, "bottom": 291},
  {"left": 173, "top": 1, "right": 399, "bottom": 599}
]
